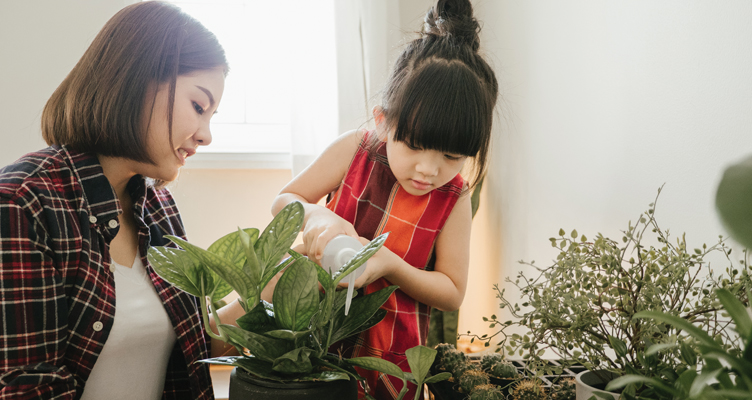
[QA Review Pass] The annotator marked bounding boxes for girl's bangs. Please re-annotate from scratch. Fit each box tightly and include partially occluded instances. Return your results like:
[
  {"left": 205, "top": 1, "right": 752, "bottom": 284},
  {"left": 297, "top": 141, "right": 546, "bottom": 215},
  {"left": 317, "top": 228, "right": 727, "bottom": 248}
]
[{"left": 391, "top": 61, "right": 490, "bottom": 157}]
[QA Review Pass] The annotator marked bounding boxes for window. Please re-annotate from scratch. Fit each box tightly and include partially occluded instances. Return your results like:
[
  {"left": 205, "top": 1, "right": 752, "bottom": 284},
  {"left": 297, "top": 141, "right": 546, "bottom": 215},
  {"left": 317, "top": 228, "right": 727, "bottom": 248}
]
[{"left": 158, "top": 0, "right": 337, "bottom": 169}]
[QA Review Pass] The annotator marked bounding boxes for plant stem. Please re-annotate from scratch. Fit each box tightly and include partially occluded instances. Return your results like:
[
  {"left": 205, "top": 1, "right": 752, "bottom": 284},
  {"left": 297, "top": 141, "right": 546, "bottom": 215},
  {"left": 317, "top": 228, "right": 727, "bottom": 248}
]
[
  {"left": 198, "top": 277, "right": 228, "bottom": 342},
  {"left": 200, "top": 294, "right": 224, "bottom": 341}
]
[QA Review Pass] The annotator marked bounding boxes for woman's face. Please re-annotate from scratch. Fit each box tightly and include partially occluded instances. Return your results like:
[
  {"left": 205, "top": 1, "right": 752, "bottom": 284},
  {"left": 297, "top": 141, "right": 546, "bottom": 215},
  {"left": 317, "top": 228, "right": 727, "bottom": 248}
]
[{"left": 142, "top": 67, "right": 225, "bottom": 182}]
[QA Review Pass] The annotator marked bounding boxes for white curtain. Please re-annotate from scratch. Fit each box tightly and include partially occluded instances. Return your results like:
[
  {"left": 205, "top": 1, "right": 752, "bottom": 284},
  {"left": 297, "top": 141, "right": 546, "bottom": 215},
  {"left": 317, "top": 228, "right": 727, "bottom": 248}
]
[
  {"left": 288, "top": 0, "right": 339, "bottom": 176},
  {"left": 289, "top": 0, "right": 402, "bottom": 176}
]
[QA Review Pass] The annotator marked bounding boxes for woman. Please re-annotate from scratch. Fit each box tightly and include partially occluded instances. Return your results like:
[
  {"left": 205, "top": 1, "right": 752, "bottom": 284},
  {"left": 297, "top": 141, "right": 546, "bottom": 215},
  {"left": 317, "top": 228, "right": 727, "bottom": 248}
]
[{"left": 0, "top": 2, "right": 228, "bottom": 398}]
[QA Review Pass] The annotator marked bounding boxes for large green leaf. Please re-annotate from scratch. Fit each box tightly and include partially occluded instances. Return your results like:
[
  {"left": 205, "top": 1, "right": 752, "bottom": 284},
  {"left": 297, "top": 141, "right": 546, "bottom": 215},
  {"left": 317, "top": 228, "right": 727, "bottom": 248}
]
[
  {"left": 341, "top": 309, "right": 387, "bottom": 340},
  {"left": 226, "top": 355, "right": 351, "bottom": 383},
  {"left": 716, "top": 155, "right": 752, "bottom": 249},
  {"left": 347, "top": 356, "right": 404, "bottom": 379},
  {"left": 645, "top": 342, "right": 677, "bottom": 356},
  {"left": 272, "top": 347, "right": 314, "bottom": 374},
  {"left": 273, "top": 258, "right": 319, "bottom": 331},
  {"left": 314, "top": 262, "right": 334, "bottom": 290},
  {"left": 219, "top": 324, "right": 293, "bottom": 363},
  {"left": 239, "top": 227, "right": 263, "bottom": 286},
  {"left": 330, "top": 286, "right": 398, "bottom": 343},
  {"left": 198, "top": 355, "right": 242, "bottom": 366},
  {"left": 167, "top": 235, "right": 255, "bottom": 302},
  {"left": 744, "top": 329, "right": 752, "bottom": 365},
  {"left": 236, "top": 301, "right": 275, "bottom": 334},
  {"left": 256, "top": 201, "right": 304, "bottom": 268},
  {"left": 405, "top": 346, "right": 435, "bottom": 385},
  {"left": 147, "top": 246, "right": 202, "bottom": 297},
  {"left": 608, "top": 335, "right": 628, "bottom": 359},
  {"left": 702, "top": 350, "right": 752, "bottom": 377},
  {"left": 332, "top": 233, "right": 388, "bottom": 286},
  {"left": 634, "top": 311, "right": 721, "bottom": 350},
  {"left": 423, "top": 372, "right": 451, "bottom": 384},
  {"left": 260, "top": 256, "right": 295, "bottom": 292},
  {"left": 606, "top": 375, "right": 679, "bottom": 395},
  {"left": 233, "top": 356, "right": 285, "bottom": 381},
  {"left": 207, "top": 227, "right": 260, "bottom": 266},
  {"left": 716, "top": 289, "right": 752, "bottom": 338},
  {"left": 264, "top": 329, "right": 312, "bottom": 342},
  {"left": 689, "top": 369, "right": 721, "bottom": 398}
]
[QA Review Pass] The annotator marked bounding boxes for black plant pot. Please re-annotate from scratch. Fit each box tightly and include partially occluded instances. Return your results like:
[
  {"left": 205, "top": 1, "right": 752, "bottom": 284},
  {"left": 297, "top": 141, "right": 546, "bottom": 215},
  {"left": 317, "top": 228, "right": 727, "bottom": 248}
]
[{"left": 229, "top": 367, "right": 359, "bottom": 400}]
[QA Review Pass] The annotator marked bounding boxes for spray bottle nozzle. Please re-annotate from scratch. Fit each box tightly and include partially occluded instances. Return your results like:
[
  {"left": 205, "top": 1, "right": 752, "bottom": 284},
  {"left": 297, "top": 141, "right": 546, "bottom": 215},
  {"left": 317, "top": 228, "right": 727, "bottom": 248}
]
[{"left": 321, "top": 235, "right": 368, "bottom": 315}]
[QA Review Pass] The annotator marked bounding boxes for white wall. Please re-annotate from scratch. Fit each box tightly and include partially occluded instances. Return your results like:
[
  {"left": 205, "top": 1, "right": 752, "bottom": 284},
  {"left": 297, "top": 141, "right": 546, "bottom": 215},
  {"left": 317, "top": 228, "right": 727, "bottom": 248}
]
[
  {"left": 464, "top": 0, "right": 752, "bottom": 339},
  {"left": 7, "top": 0, "right": 751, "bottom": 347},
  {"left": 0, "top": 0, "right": 135, "bottom": 165}
]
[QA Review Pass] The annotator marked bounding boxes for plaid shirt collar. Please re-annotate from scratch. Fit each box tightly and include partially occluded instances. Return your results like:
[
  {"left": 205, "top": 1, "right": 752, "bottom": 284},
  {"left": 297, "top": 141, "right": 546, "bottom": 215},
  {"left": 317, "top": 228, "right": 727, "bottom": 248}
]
[{"left": 61, "top": 145, "right": 153, "bottom": 242}]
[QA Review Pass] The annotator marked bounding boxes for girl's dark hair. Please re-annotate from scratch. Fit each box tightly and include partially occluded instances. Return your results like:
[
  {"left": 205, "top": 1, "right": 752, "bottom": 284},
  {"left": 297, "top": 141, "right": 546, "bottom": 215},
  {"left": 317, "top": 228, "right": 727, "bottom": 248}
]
[
  {"left": 378, "top": 0, "right": 498, "bottom": 189},
  {"left": 42, "top": 1, "right": 228, "bottom": 165}
]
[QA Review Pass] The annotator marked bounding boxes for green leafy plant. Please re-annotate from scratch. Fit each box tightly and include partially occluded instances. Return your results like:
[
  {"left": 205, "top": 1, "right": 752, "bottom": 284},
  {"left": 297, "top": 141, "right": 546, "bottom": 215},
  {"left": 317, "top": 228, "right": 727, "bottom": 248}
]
[
  {"left": 606, "top": 288, "right": 752, "bottom": 400},
  {"left": 348, "top": 345, "right": 451, "bottom": 400},
  {"left": 463, "top": 188, "right": 752, "bottom": 396},
  {"left": 147, "top": 201, "right": 448, "bottom": 399}
]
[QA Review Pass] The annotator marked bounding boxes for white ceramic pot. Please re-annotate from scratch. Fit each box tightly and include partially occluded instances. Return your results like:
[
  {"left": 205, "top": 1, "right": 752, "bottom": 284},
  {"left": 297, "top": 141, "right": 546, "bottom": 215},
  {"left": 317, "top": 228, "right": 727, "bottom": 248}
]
[{"left": 575, "top": 370, "right": 620, "bottom": 400}]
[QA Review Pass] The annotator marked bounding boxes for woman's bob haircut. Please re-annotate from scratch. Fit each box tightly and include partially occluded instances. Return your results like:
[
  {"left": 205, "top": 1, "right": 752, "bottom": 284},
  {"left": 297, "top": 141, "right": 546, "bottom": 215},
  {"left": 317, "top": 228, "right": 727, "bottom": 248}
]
[{"left": 42, "top": 1, "right": 228, "bottom": 165}]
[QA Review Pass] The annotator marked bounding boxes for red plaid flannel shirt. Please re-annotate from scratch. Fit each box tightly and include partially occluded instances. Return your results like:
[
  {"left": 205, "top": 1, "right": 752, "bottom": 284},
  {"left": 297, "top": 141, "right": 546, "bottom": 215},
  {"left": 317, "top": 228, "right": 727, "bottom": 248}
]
[{"left": 0, "top": 146, "right": 213, "bottom": 399}]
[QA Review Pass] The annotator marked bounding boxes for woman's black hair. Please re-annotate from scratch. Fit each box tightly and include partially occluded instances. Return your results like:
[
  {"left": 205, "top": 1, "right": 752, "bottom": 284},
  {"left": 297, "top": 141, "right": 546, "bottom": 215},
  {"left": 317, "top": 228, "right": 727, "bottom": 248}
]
[{"left": 377, "top": 0, "right": 498, "bottom": 189}]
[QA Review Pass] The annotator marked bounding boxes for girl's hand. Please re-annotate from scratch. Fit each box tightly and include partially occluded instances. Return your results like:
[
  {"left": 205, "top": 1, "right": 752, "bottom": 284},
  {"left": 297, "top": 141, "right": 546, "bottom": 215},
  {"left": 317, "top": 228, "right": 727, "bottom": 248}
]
[
  {"left": 343, "top": 237, "right": 397, "bottom": 289},
  {"left": 302, "top": 207, "right": 359, "bottom": 264}
]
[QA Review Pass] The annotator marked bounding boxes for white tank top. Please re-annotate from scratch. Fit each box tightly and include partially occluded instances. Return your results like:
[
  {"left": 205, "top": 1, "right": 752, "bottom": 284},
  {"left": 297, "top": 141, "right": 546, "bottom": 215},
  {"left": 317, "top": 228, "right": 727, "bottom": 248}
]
[{"left": 81, "top": 255, "right": 177, "bottom": 400}]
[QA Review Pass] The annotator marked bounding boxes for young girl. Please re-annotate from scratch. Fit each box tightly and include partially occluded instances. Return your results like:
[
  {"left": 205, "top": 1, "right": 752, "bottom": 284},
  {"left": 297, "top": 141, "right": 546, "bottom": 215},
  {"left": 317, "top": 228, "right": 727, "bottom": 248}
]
[{"left": 271, "top": 0, "right": 497, "bottom": 397}]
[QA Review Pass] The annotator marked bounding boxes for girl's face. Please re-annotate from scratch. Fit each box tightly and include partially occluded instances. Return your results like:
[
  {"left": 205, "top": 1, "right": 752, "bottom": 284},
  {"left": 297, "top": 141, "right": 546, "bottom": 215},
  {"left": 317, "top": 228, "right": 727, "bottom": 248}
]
[
  {"left": 142, "top": 67, "right": 225, "bottom": 182},
  {"left": 385, "top": 130, "right": 467, "bottom": 196}
]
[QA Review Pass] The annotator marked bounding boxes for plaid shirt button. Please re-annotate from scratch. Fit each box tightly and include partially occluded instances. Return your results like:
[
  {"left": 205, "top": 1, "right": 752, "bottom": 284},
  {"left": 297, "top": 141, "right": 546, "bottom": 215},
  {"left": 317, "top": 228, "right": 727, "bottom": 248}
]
[
  {"left": 93, "top": 321, "right": 103, "bottom": 332},
  {"left": 89, "top": 216, "right": 98, "bottom": 224},
  {"left": 110, "top": 264, "right": 117, "bottom": 273},
  {"left": 108, "top": 220, "right": 118, "bottom": 229}
]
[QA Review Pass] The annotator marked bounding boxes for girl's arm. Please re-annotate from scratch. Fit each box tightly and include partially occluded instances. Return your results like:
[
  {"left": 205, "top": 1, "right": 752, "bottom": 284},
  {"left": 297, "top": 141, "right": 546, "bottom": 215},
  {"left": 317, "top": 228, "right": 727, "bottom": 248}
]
[
  {"left": 271, "top": 129, "right": 364, "bottom": 261},
  {"left": 353, "top": 192, "right": 472, "bottom": 311}
]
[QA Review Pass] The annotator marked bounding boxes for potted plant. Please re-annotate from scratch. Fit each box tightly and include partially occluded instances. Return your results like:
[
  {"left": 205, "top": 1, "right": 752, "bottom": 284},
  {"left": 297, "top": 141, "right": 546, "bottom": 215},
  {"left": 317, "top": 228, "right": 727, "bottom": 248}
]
[
  {"left": 606, "top": 288, "right": 752, "bottom": 399},
  {"left": 147, "top": 201, "right": 449, "bottom": 399},
  {"left": 603, "top": 159, "right": 752, "bottom": 399},
  {"left": 463, "top": 187, "right": 752, "bottom": 399}
]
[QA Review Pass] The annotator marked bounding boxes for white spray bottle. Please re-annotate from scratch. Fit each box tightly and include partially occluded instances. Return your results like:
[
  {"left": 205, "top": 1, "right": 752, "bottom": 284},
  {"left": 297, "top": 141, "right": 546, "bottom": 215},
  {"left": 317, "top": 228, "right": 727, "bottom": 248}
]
[{"left": 321, "top": 235, "right": 367, "bottom": 316}]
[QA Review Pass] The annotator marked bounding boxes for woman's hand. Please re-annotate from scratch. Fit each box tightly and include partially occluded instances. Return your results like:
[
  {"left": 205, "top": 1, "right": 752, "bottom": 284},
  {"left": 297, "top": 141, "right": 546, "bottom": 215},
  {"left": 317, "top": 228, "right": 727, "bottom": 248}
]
[{"left": 302, "top": 207, "right": 359, "bottom": 264}]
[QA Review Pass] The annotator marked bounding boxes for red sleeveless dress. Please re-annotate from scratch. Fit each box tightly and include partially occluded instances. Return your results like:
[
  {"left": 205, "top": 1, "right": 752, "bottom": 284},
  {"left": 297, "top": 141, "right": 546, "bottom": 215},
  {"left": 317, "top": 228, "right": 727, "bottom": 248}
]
[{"left": 327, "top": 131, "right": 464, "bottom": 399}]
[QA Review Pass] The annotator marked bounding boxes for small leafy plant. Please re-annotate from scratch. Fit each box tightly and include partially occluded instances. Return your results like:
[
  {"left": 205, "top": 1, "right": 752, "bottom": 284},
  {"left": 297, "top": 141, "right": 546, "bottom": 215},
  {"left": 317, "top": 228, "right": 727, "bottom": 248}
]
[
  {"left": 148, "top": 201, "right": 448, "bottom": 399},
  {"left": 463, "top": 188, "right": 752, "bottom": 396}
]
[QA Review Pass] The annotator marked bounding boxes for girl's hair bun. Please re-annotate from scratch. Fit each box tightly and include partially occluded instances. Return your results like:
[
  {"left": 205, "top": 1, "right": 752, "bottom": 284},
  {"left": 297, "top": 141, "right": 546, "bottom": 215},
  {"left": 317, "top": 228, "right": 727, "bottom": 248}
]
[{"left": 423, "top": 0, "right": 480, "bottom": 51}]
